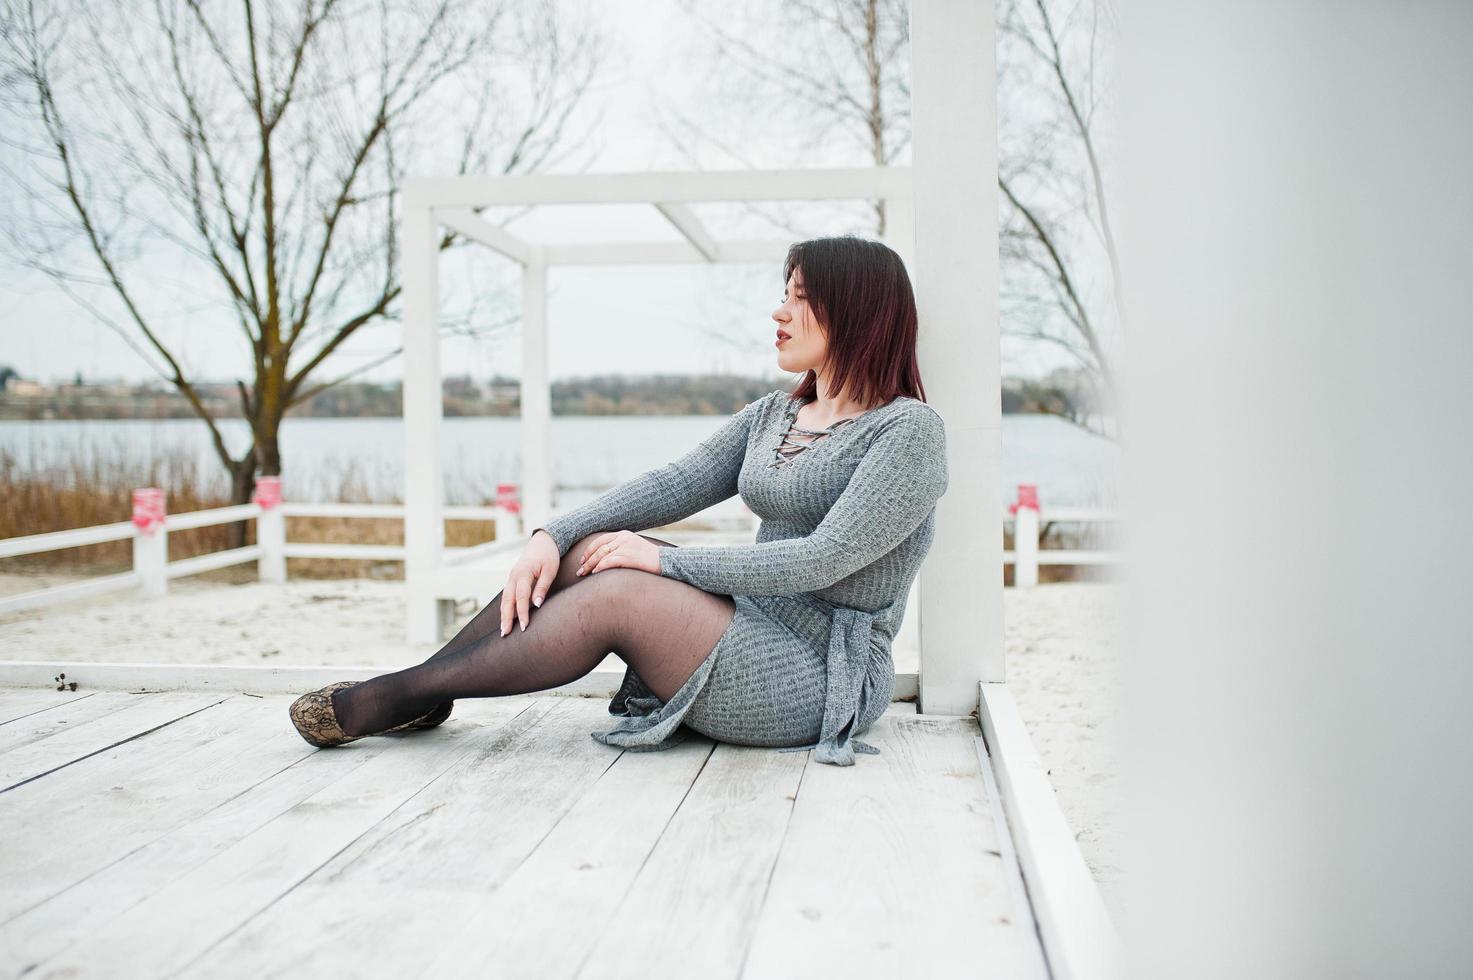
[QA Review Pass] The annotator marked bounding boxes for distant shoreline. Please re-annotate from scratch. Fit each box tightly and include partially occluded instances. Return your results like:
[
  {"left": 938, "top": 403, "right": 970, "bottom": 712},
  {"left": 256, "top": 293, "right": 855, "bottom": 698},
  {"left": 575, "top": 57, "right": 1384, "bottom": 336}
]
[
  {"left": 0, "top": 370, "right": 1106, "bottom": 423},
  {"left": 0, "top": 405, "right": 1085, "bottom": 421}
]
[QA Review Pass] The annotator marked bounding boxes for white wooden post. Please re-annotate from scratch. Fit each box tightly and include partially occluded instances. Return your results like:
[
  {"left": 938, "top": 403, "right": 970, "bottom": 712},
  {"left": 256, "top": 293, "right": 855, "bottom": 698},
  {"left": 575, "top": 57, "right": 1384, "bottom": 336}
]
[
  {"left": 910, "top": 0, "right": 1003, "bottom": 707},
  {"left": 884, "top": 195, "right": 915, "bottom": 268},
  {"left": 403, "top": 202, "right": 448, "bottom": 643},
  {"left": 253, "top": 476, "right": 286, "bottom": 584},
  {"left": 1012, "top": 483, "right": 1040, "bottom": 590},
  {"left": 520, "top": 247, "right": 554, "bottom": 536},
  {"left": 130, "top": 487, "right": 168, "bottom": 599},
  {"left": 494, "top": 482, "right": 523, "bottom": 540},
  {"left": 883, "top": 195, "right": 931, "bottom": 685}
]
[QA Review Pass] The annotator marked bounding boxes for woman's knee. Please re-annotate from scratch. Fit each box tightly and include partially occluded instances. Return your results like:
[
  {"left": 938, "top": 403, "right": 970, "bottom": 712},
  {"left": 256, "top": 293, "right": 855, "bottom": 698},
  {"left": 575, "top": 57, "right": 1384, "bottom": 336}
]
[
  {"left": 554, "top": 532, "right": 676, "bottom": 589},
  {"left": 548, "top": 533, "right": 602, "bottom": 589}
]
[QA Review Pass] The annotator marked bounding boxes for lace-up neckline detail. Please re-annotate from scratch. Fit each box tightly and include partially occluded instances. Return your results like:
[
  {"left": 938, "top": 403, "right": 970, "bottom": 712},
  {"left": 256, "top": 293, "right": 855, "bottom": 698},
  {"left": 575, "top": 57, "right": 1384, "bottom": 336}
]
[
  {"left": 769, "top": 394, "right": 901, "bottom": 470},
  {"left": 769, "top": 414, "right": 858, "bottom": 469}
]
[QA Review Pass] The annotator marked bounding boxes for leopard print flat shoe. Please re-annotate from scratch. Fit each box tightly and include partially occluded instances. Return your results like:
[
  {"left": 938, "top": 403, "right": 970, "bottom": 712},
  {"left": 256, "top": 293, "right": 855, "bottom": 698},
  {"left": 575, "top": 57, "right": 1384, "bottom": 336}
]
[{"left": 288, "top": 681, "right": 448, "bottom": 748}]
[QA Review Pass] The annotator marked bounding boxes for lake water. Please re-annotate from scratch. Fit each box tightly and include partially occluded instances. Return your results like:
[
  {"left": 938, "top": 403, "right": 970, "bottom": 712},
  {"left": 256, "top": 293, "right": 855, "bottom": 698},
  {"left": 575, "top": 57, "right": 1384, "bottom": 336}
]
[{"left": 0, "top": 414, "right": 1120, "bottom": 509}]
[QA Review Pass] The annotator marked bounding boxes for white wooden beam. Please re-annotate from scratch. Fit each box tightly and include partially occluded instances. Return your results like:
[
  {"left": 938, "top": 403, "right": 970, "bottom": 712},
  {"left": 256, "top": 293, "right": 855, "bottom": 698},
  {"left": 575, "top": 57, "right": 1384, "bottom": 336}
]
[
  {"left": 0, "top": 661, "right": 923, "bottom": 702},
  {"left": 912, "top": 0, "right": 1005, "bottom": 714},
  {"left": 404, "top": 167, "right": 912, "bottom": 209},
  {"left": 0, "top": 661, "right": 629, "bottom": 696},
  {"left": 0, "top": 572, "right": 142, "bottom": 616},
  {"left": 543, "top": 239, "right": 794, "bottom": 267},
  {"left": 653, "top": 202, "right": 718, "bottom": 261},
  {"left": 435, "top": 207, "right": 532, "bottom": 264},
  {"left": 520, "top": 247, "right": 554, "bottom": 540},
  {"left": 0, "top": 522, "right": 135, "bottom": 559},
  {"left": 979, "top": 682, "right": 1122, "bottom": 980},
  {"left": 402, "top": 202, "right": 446, "bottom": 644}
]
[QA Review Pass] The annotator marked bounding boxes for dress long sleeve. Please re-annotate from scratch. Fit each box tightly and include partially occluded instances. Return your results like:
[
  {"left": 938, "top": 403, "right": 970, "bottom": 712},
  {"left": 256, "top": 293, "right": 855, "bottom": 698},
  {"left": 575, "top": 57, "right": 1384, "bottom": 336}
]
[
  {"left": 529, "top": 394, "right": 769, "bottom": 560},
  {"left": 657, "top": 403, "right": 948, "bottom": 596}
]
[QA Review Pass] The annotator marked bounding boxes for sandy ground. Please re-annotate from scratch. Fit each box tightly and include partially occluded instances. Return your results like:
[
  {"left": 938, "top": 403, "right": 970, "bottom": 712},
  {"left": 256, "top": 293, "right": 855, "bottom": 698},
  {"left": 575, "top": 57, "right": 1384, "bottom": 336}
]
[
  {"left": 0, "top": 570, "right": 1122, "bottom": 921},
  {"left": 999, "top": 580, "right": 1124, "bottom": 921}
]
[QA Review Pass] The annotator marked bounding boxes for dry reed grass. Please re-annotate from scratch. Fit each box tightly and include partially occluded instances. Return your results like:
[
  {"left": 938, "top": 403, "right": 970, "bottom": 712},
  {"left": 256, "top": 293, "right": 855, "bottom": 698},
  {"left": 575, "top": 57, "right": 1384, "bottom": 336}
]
[
  {"left": 3, "top": 443, "right": 1115, "bottom": 585},
  {"left": 0, "top": 445, "right": 494, "bottom": 583}
]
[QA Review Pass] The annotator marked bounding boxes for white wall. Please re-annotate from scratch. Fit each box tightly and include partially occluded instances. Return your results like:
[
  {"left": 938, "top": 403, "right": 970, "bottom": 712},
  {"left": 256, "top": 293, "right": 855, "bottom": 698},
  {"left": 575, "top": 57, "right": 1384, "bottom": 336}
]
[{"left": 1118, "top": 1, "right": 1473, "bottom": 975}]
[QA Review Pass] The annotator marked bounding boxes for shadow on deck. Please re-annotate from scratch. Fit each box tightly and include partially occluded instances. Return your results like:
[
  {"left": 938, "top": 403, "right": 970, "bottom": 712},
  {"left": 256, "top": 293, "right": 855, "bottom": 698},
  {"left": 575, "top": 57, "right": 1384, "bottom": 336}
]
[{"left": 0, "top": 688, "right": 1049, "bottom": 979}]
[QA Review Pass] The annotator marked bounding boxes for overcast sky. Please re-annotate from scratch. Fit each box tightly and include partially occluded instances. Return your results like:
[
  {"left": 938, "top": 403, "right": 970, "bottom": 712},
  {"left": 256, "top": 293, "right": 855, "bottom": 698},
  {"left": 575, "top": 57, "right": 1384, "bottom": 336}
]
[{"left": 1, "top": 0, "right": 1076, "bottom": 387}]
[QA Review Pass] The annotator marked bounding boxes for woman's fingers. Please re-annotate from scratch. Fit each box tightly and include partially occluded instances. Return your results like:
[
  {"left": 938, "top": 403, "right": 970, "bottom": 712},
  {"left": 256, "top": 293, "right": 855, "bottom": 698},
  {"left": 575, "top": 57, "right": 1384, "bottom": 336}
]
[
  {"left": 577, "top": 532, "right": 612, "bottom": 576},
  {"left": 515, "top": 573, "right": 534, "bottom": 632},
  {"left": 500, "top": 574, "right": 516, "bottom": 637},
  {"left": 587, "top": 533, "right": 645, "bottom": 575},
  {"left": 589, "top": 552, "right": 624, "bottom": 574},
  {"left": 532, "top": 558, "right": 555, "bottom": 608}
]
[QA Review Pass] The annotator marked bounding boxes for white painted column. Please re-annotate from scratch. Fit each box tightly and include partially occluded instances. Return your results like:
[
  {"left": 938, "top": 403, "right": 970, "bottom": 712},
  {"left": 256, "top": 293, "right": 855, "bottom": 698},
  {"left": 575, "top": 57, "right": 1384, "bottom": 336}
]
[
  {"left": 520, "top": 247, "right": 554, "bottom": 538},
  {"left": 1119, "top": 3, "right": 1473, "bottom": 974},
  {"left": 882, "top": 196, "right": 929, "bottom": 677},
  {"left": 883, "top": 195, "right": 915, "bottom": 268},
  {"left": 909, "top": 0, "right": 1004, "bottom": 710},
  {"left": 130, "top": 487, "right": 168, "bottom": 599},
  {"left": 1012, "top": 497, "right": 1039, "bottom": 590},
  {"left": 253, "top": 476, "right": 286, "bottom": 584},
  {"left": 403, "top": 203, "right": 446, "bottom": 643}
]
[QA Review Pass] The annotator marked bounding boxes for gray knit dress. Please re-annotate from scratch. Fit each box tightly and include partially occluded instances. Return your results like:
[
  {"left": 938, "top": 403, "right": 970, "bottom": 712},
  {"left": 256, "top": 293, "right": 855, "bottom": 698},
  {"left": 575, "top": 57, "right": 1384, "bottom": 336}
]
[{"left": 530, "top": 387, "right": 949, "bottom": 767}]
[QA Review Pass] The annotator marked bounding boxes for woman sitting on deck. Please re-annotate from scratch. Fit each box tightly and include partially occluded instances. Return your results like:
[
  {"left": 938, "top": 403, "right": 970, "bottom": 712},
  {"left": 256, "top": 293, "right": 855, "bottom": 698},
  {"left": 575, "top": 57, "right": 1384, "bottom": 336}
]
[{"left": 288, "top": 235, "right": 950, "bottom": 767}]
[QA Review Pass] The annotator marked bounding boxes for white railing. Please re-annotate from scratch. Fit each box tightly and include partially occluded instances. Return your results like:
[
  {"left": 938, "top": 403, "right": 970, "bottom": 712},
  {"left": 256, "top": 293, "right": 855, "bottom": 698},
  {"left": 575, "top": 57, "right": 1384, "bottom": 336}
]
[
  {"left": 0, "top": 478, "right": 515, "bottom": 616},
  {"left": 1003, "top": 483, "right": 1122, "bottom": 588},
  {"left": 0, "top": 480, "right": 1118, "bottom": 614}
]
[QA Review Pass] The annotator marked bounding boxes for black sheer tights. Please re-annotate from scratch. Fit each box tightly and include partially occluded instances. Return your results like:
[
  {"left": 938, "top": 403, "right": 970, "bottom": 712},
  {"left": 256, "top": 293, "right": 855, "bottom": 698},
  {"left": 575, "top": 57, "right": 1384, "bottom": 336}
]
[{"left": 331, "top": 535, "right": 737, "bottom": 738}]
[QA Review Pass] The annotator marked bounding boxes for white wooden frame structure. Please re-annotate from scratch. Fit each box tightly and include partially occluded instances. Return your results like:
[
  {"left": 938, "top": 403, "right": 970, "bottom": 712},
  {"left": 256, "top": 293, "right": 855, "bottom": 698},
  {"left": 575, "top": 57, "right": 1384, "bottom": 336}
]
[
  {"left": 398, "top": 155, "right": 1007, "bottom": 699},
  {"left": 397, "top": 167, "right": 920, "bottom": 645},
  {"left": 0, "top": 4, "right": 1117, "bottom": 975},
  {"left": 0, "top": 487, "right": 1114, "bottom": 617},
  {"left": 390, "top": 3, "right": 1118, "bottom": 968}
]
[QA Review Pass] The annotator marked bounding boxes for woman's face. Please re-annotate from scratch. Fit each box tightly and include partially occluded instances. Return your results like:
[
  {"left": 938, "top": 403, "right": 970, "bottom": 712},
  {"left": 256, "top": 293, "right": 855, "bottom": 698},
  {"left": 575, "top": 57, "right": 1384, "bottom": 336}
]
[{"left": 772, "top": 269, "right": 826, "bottom": 373}]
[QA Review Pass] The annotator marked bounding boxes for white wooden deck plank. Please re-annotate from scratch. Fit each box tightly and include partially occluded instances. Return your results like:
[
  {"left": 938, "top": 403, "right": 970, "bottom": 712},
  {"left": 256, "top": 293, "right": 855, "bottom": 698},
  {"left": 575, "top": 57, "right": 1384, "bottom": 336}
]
[
  {"left": 24, "top": 695, "right": 549, "bottom": 978},
  {"left": 739, "top": 707, "right": 1048, "bottom": 979},
  {"left": 980, "top": 681, "right": 1122, "bottom": 979},
  {"left": 0, "top": 687, "right": 1049, "bottom": 979},
  {"left": 420, "top": 731, "right": 719, "bottom": 979},
  {"left": 0, "top": 692, "right": 157, "bottom": 756},
  {"left": 0, "top": 695, "right": 282, "bottom": 925},
  {"left": 188, "top": 697, "right": 640, "bottom": 977},
  {"left": 0, "top": 697, "right": 533, "bottom": 976},
  {"left": 0, "top": 690, "right": 93, "bottom": 726},
  {"left": 0, "top": 691, "right": 226, "bottom": 792},
  {"left": 568, "top": 737, "right": 809, "bottom": 980},
  {"left": 0, "top": 695, "right": 266, "bottom": 817}
]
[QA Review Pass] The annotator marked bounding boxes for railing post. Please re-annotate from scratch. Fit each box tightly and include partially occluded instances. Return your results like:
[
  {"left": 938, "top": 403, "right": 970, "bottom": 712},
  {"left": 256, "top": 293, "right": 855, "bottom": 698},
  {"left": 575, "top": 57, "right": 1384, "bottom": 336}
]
[
  {"left": 1010, "top": 483, "right": 1040, "bottom": 589},
  {"left": 403, "top": 200, "right": 446, "bottom": 644},
  {"left": 131, "top": 487, "right": 168, "bottom": 598},
  {"left": 253, "top": 476, "right": 286, "bottom": 584},
  {"left": 494, "top": 482, "right": 523, "bottom": 540}
]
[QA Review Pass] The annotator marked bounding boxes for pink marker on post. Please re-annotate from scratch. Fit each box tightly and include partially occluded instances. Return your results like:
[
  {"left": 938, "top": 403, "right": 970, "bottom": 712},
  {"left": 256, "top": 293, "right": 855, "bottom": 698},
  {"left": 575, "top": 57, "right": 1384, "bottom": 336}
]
[
  {"left": 131, "top": 487, "right": 167, "bottom": 533},
  {"left": 1009, "top": 482, "right": 1040, "bottom": 514},
  {"left": 252, "top": 476, "right": 283, "bottom": 509},
  {"left": 495, "top": 482, "right": 520, "bottom": 514}
]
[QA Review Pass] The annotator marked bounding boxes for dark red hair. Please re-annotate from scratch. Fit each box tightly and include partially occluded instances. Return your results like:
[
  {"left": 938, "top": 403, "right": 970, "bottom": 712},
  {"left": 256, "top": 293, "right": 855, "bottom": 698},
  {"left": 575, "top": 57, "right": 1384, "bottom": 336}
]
[{"left": 783, "top": 235, "right": 928, "bottom": 407}]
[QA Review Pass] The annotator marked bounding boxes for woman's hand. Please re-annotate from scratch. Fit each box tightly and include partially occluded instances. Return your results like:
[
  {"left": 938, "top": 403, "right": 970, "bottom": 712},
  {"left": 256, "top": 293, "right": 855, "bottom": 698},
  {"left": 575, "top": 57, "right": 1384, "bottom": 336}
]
[
  {"left": 576, "top": 530, "right": 663, "bottom": 578},
  {"left": 500, "top": 530, "right": 561, "bottom": 636}
]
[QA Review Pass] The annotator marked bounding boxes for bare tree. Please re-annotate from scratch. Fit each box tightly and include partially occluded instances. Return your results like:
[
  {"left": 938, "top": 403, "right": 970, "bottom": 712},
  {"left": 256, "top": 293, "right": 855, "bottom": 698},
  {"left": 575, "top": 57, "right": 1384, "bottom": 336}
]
[
  {"left": 999, "top": 0, "right": 1122, "bottom": 439},
  {"left": 662, "top": 0, "right": 909, "bottom": 236},
  {"left": 652, "top": 0, "right": 909, "bottom": 369},
  {"left": 657, "top": 0, "right": 1122, "bottom": 440},
  {"left": 0, "top": 0, "right": 601, "bottom": 532}
]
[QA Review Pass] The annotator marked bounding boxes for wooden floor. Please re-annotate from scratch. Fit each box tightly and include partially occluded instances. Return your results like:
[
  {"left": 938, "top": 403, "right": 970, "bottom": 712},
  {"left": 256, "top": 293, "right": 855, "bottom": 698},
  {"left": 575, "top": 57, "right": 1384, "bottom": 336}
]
[{"left": 0, "top": 687, "right": 1050, "bottom": 979}]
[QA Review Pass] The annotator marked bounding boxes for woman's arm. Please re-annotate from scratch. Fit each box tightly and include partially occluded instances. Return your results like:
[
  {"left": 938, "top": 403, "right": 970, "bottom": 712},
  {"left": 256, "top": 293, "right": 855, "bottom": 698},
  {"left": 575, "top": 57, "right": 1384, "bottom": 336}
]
[
  {"left": 657, "top": 403, "right": 949, "bottom": 595},
  {"left": 529, "top": 392, "right": 773, "bottom": 559}
]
